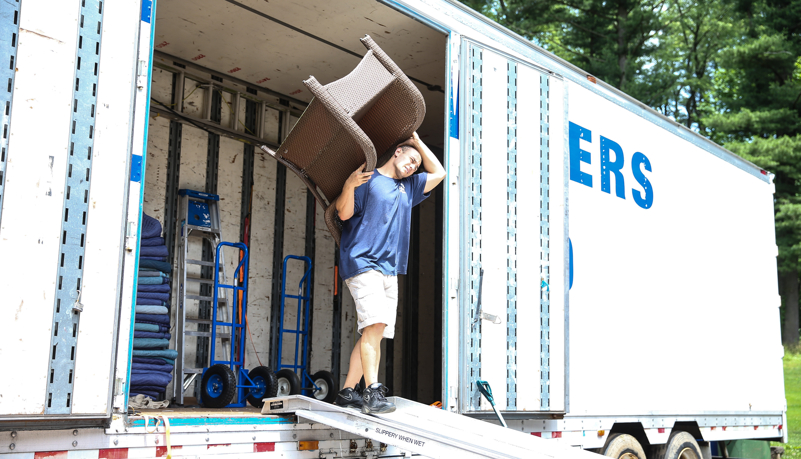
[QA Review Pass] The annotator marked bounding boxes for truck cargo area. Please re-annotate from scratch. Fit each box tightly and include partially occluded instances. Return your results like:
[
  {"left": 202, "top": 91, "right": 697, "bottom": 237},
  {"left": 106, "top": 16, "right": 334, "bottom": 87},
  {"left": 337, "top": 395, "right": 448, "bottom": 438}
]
[{"left": 144, "top": 0, "right": 448, "bottom": 407}]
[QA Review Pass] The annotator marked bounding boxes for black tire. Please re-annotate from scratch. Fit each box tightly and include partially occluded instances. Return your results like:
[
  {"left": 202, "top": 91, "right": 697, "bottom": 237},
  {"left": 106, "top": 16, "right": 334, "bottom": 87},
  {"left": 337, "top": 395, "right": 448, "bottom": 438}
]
[
  {"left": 602, "top": 433, "right": 646, "bottom": 459},
  {"left": 245, "top": 366, "right": 278, "bottom": 408},
  {"left": 200, "top": 364, "right": 236, "bottom": 408},
  {"left": 650, "top": 431, "right": 702, "bottom": 459},
  {"left": 310, "top": 370, "right": 337, "bottom": 403},
  {"left": 275, "top": 369, "right": 302, "bottom": 396}
]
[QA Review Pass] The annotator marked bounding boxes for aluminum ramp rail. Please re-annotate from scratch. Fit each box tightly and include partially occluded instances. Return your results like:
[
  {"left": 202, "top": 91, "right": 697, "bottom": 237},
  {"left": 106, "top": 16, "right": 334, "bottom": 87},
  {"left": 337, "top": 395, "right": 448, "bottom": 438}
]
[{"left": 262, "top": 396, "right": 599, "bottom": 458}]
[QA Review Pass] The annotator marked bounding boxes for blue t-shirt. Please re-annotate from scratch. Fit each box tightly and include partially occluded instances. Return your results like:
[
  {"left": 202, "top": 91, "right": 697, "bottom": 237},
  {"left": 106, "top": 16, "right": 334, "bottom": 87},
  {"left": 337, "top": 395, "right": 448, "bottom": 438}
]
[{"left": 339, "top": 170, "right": 430, "bottom": 280}]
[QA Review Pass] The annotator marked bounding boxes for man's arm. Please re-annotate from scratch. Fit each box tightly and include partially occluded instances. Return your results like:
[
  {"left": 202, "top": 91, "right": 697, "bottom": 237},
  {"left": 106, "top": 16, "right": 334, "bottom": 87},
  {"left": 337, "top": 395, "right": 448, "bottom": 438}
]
[
  {"left": 336, "top": 163, "right": 372, "bottom": 221},
  {"left": 412, "top": 132, "right": 447, "bottom": 193}
]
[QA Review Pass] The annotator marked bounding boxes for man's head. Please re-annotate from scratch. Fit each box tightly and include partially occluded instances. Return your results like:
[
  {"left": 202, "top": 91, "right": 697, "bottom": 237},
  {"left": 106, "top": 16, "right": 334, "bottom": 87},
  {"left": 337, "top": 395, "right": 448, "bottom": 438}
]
[{"left": 389, "top": 144, "right": 422, "bottom": 179}]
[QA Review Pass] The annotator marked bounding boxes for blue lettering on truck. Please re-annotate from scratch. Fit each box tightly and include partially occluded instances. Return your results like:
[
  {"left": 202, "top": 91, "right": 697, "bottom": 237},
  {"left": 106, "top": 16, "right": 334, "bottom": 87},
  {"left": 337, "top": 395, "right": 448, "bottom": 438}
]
[{"left": 569, "top": 121, "right": 654, "bottom": 209}]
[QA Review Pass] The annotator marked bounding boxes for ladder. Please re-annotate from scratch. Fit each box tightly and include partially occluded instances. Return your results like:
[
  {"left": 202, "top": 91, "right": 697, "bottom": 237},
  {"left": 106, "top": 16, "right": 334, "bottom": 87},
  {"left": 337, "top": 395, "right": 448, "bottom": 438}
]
[
  {"left": 172, "top": 189, "right": 232, "bottom": 405},
  {"left": 262, "top": 395, "right": 597, "bottom": 458}
]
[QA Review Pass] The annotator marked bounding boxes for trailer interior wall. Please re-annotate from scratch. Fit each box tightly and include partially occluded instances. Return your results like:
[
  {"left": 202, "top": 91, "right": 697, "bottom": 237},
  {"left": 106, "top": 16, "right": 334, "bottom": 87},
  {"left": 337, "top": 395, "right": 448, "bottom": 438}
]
[{"left": 146, "top": 0, "right": 448, "bottom": 404}]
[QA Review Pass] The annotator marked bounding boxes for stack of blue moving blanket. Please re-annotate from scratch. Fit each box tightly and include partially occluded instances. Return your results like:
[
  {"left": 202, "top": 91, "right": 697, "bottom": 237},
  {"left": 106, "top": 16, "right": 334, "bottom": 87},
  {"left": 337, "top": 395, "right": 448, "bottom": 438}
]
[{"left": 130, "top": 213, "right": 176, "bottom": 399}]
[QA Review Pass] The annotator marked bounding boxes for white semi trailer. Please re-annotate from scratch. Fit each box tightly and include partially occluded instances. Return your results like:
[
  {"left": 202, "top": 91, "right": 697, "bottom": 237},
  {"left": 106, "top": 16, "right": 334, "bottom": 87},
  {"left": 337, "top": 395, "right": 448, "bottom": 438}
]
[{"left": 0, "top": 0, "right": 785, "bottom": 457}]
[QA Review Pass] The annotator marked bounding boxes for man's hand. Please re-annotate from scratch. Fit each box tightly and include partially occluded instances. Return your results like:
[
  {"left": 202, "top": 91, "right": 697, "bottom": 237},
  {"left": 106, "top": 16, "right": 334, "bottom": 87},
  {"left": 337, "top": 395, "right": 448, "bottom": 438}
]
[
  {"left": 409, "top": 132, "right": 446, "bottom": 193},
  {"left": 336, "top": 163, "right": 372, "bottom": 221},
  {"left": 345, "top": 163, "right": 372, "bottom": 191}
]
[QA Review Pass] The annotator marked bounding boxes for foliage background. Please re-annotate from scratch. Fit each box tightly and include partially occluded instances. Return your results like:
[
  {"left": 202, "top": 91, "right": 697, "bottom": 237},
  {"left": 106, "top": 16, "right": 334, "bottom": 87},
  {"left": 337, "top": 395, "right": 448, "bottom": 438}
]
[{"left": 461, "top": 0, "right": 801, "bottom": 344}]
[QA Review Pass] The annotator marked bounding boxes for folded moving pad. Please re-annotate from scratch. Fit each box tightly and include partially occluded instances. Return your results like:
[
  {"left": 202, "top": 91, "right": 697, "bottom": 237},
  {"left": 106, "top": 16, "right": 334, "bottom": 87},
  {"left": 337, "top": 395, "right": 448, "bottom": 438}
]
[
  {"left": 134, "top": 323, "right": 160, "bottom": 332},
  {"left": 130, "top": 384, "right": 170, "bottom": 393},
  {"left": 134, "top": 331, "right": 171, "bottom": 340},
  {"left": 136, "top": 298, "right": 167, "bottom": 306},
  {"left": 132, "top": 348, "right": 177, "bottom": 359},
  {"left": 138, "top": 283, "right": 171, "bottom": 293},
  {"left": 139, "top": 269, "right": 167, "bottom": 277},
  {"left": 134, "top": 323, "right": 169, "bottom": 334},
  {"left": 135, "top": 313, "right": 171, "bottom": 325},
  {"left": 130, "top": 373, "right": 173, "bottom": 388},
  {"left": 135, "top": 305, "right": 168, "bottom": 314},
  {"left": 131, "top": 362, "right": 174, "bottom": 373},
  {"left": 141, "top": 213, "right": 163, "bottom": 239},
  {"left": 140, "top": 245, "right": 168, "bottom": 257},
  {"left": 138, "top": 276, "right": 169, "bottom": 285},
  {"left": 133, "top": 338, "right": 170, "bottom": 349},
  {"left": 141, "top": 236, "right": 166, "bottom": 247},
  {"left": 132, "top": 356, "right": 172, "bottom": 366},
  {"left": 139, "top": 259, "right": 172, "bottom": 273},
  {"left": 140, "top": 256, "right": 167, "bottom": 261},
  {"left": 138, "top": 291, "right": 170, "bottom": 301},
  {"left": 129, "top": 390, "right": 161, "bottom": 399}
]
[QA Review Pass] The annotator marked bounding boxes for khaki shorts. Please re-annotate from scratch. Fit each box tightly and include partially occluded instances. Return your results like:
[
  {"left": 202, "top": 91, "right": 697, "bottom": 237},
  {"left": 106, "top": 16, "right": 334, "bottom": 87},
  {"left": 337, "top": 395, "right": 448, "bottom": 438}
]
[{"left": 344, "top": 270, "right": 398, "bottom": 339}]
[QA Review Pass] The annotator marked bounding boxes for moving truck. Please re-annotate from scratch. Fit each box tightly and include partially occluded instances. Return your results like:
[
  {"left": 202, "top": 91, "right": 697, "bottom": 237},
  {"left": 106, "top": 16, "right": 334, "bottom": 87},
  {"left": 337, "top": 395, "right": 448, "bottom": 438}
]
[{"left": 0, "top": 0, "right": 785, "bottom": 457}]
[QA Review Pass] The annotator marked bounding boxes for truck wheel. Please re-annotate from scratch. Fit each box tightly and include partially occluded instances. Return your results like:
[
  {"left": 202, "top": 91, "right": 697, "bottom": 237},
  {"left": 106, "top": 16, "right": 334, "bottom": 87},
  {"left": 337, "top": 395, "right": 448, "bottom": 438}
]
[
  {"left": 602, "top": 433, "right": 646, "bottom": 459},
  {"left": 275, "top": 369, "right": 301, "bottom": 396},
  {"left": 650, "top": 431, "right": 702, "bottom": 459},
  {"left": 311, "top": 370, "right": 337, "bottom": 403},
  {"left": 200, "top": 364, "right": 236, "bottom": 408},
  {"left": 246, "top": 366, "right": 278, "bottom": 408}
]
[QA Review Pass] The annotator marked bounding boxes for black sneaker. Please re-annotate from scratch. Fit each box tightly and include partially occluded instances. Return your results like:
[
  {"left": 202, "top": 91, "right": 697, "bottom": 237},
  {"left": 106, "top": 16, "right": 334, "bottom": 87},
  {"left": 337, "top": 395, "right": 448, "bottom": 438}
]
[
  {"left": 361, "top": 383, "right": 395, "bottom": 414},
  {"left": 333, "top": 385, "right": 363, "bottom": 410}
]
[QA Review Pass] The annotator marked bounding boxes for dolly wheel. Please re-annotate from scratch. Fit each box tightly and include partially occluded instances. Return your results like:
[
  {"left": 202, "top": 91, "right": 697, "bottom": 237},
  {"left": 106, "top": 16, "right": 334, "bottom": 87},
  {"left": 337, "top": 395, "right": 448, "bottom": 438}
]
[
  {"left": 276, "top": 369, "right": 302, "bottom": 396},
  {"left": 311, "top": 370, "right": 337, "bottom": 403},
  {"left": 201, "top": 364, "right": 236, "bottom": 408},
  {"left": 246, "top": 366, "right": 278, "bottom": 408}
]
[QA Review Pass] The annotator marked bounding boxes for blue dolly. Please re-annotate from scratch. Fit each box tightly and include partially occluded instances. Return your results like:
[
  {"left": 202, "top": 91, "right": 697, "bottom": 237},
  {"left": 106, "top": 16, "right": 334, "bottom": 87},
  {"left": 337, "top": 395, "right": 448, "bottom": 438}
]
[
  {"left": 275, "top": 255, "right": 338, "bottom": 403},
  {"left": 199, "top": 242, "right": 278, "bottom": 408}
]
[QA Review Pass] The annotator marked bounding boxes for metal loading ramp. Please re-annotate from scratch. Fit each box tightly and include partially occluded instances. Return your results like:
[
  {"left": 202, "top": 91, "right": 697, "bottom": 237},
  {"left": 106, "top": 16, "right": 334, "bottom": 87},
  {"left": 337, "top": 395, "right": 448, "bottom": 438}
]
[{"left": 262, "top": 396, "right": 599, "bottom": 458}]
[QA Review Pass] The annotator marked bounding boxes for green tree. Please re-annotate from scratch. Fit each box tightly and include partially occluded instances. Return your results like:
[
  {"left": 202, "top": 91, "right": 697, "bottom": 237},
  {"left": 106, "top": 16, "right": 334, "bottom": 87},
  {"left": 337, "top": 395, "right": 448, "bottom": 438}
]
[
  {"left": 647, "top": 0, "right": 738, "bottom": 130},
  {"left": 463, "top": 0, "right": 669, "bottom": 95},
  {"left": 704, "top": 0, "right": 801, "bottom": 344}
]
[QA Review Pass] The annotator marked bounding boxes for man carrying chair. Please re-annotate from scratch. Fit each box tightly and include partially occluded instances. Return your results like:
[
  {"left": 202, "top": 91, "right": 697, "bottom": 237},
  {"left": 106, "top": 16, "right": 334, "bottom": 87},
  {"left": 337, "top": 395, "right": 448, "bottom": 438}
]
[{"left": 333, "top": 132, "right": 446, "bottom": 414}]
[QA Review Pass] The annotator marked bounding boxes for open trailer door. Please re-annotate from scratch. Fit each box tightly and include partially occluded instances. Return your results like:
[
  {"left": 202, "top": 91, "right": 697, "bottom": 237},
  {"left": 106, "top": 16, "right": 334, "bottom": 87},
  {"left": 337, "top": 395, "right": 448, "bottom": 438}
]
[
  {"left": 458, "top": 39, "right": 569, "bottom": 415},
  {"left": 0, "top": 0, "right": 150, "bottom": 423}
]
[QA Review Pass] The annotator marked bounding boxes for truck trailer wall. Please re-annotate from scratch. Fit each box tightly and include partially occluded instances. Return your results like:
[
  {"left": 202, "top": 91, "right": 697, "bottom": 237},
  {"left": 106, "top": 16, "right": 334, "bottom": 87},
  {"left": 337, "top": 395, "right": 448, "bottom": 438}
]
[{"left": 567, "top": 82, "right": 783, "bottom": 416}]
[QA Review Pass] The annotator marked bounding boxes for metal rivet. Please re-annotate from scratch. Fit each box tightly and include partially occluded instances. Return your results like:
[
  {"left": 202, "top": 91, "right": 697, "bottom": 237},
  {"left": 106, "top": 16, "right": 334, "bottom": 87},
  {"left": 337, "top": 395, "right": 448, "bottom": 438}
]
[
  {"left": 252, "top": 436, "right": 256, "bottom": 441},
  {"left": 114, "top": 439, "right": 119, "bottom": 446},
  {"left": 10, "top": 432, "right": 16, "bottom": 438},
  {"left": 330, "top": 433, "right": 334, "bottom": 438},
  {"left": 72, "top": 441, "right": 78, "bottom": 447},
  {"left": 293, "top": 434, "right": 297, "bottom": 439},
  {"left": 9, "top": 444, "right": 15, "bottom": 451},
  {"left": 205, "top": 437, "right": 209, "bottom": 442},
  {"left": 73, "top": 430, "right": 78, "bottom": 436},
  {"left": 155, "top": 438, "right": 159, "bottom": 445}
]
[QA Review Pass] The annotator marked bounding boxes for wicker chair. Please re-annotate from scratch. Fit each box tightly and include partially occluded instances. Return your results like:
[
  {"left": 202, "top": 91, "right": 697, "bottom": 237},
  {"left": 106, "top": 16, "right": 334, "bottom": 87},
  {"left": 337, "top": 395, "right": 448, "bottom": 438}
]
[{"left": 260, "top": 35, "right": 426, "bottom": 244}]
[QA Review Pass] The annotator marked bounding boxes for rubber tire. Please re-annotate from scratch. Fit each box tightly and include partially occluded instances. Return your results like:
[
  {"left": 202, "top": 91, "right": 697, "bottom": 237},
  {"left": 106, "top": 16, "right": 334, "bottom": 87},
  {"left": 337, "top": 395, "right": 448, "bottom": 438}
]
[
  {"left": 311, "top": 370, "right": 337, "bottom": 403},
  {"left": 650, "top": 431, "right": 702, "bottom": 459},
  {"left": 602, "top": 433, "right": 646, "bottom": 459},
  {"left": 200, "top": 364, "right": 236, "bottom": 408},
  {"left": 275, "top": 369, "right": 302, "bottom": 396},
  {"left": 246, "top": 366, "right": 278, "bottom": 408}
]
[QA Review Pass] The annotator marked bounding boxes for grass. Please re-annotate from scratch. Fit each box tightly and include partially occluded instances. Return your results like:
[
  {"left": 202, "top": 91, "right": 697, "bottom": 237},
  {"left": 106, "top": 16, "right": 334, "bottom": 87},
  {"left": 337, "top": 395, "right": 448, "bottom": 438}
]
[{"left": 773, "top": 349, "right": 801, "bottom": 458}]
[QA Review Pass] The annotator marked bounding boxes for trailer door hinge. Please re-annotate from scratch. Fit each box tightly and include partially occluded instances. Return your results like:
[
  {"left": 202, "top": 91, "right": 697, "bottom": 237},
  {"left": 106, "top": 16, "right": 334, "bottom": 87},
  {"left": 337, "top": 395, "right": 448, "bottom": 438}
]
[
  {"left": 137, "top": 60, "right": 148, "bottom": 90},
  {"left": 114, "top": 378, "right": 125, "bottom": 396}
]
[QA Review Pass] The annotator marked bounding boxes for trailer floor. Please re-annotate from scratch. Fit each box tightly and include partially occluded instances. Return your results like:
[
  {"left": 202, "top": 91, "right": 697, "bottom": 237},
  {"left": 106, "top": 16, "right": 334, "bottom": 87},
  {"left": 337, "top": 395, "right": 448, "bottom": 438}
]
[{"left": 133, "top": 406, "right": 263, "bottom": 417}]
